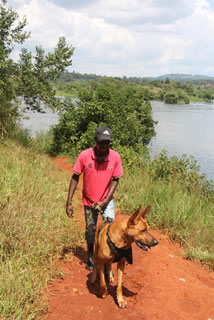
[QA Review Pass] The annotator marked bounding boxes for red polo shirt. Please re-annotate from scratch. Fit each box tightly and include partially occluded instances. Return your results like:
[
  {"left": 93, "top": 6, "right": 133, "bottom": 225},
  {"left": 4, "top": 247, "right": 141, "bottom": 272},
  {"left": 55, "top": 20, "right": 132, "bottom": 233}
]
[{"left": 73, "top": 147, "right": 123, "bottom": 207}]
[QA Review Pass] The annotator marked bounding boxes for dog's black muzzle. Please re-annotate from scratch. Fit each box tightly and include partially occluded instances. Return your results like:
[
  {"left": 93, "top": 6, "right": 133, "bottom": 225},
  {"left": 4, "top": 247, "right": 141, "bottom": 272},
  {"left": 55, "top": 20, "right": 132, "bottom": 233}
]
[{"left": 135, "top": 238, "right": 158, "bottom": 251}]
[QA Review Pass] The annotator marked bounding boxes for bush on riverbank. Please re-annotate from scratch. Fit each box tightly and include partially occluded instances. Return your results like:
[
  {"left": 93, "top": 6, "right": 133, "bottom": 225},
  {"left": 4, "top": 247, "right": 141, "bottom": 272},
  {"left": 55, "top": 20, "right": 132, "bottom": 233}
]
[
  {"left": 0, "top": 139, "right": 83, "bottom": 319},
  {"left": 116, "top": 150, "right": 214, "bottom": 270},
  {"left": 50, "top": 83, "right": 156, "bottom": 156}
]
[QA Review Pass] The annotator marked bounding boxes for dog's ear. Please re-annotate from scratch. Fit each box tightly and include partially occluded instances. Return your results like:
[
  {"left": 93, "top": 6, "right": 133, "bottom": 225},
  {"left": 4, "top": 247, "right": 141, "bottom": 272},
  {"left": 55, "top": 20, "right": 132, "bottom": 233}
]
[
  {"left": 128, "top": 205, "right": 151, "bottom": 226},
  {"left": 128, "top": 205, "right": 143, "bottom": 225},
  {"left": 141, "top": 205, "right": 151, "bottom": 218}
]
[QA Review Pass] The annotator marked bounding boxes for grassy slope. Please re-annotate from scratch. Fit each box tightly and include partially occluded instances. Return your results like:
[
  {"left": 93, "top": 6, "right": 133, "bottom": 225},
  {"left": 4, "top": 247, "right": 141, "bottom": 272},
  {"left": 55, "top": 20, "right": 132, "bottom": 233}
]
[{"left": 0, "top": 140, "right": 83, "bottom": 319}]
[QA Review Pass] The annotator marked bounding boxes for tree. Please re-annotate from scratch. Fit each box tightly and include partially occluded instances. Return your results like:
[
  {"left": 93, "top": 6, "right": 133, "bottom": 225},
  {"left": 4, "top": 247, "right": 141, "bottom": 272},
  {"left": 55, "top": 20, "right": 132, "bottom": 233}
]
[
  {"left": 51, "top": 84, "right": 156, "bottom": 156},
  {"left": 165, "top": 77, "right": 170, "bottom": 84},
  {"left": 198, "top": 89, "right": 214, "bottom": 102},
  {"left": 0, "top": 0, "right": 74, "bottom": 135},
  {"left": 164, "top": 92, "right": 179, "bottom": 104},
  {"left": 177, "top": 90, "right": 189, "bottom": 104},
  {"left": 17, "top": 37, "right": 74, "bottom": 111},
  {"left": 150, "top": 80, "right": 162, "bottom": 88}
]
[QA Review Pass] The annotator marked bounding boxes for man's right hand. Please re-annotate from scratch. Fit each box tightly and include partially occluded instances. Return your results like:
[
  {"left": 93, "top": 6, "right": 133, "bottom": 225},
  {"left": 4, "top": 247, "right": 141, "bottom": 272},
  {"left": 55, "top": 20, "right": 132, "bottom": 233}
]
[{"left": 66, "top": 203, "right": 74, "bottom": 218}]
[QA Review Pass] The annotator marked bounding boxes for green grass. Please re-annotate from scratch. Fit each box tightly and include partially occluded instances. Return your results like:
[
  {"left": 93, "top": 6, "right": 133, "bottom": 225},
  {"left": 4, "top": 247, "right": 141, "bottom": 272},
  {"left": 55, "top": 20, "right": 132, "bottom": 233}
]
[
  {"left": 116, "top": 165, "right": 214, "bottom": 270},
  {"left": 0, "top": 139, "right": 83, "bottom": 319}
]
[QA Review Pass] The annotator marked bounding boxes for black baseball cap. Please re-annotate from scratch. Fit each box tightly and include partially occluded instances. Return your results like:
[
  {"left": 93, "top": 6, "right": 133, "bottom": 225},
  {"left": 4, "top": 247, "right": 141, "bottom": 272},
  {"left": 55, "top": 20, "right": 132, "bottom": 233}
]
[{"left": 95, "top": 126, "right": 112, "bottom": 142}]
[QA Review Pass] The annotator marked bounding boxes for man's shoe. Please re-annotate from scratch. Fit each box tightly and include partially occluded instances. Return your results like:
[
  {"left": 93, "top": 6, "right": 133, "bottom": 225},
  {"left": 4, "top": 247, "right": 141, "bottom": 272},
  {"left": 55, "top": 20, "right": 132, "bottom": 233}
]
[{"left": 85, "top": 261, "right": 93, "bottom": 271}]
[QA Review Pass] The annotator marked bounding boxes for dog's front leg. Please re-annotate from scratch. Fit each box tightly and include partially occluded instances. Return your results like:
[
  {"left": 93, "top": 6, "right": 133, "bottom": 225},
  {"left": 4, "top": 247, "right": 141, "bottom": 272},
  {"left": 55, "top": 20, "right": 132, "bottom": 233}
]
[
  {"left": 117, "top": 259, "right": 127, "bottom": 308},
  {"left": 108, "top": 263, "right": 114, "bottom": 283},
  {"left": 99, "top": 263, "right": 108, "bottom": 299}
]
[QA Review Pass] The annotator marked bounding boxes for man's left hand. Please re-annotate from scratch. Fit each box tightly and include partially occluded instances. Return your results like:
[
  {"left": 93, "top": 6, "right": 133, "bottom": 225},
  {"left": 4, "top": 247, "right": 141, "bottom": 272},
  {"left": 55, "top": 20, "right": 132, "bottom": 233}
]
[{"left": 96, "top": 200, "right": 108, "bottom": 210}]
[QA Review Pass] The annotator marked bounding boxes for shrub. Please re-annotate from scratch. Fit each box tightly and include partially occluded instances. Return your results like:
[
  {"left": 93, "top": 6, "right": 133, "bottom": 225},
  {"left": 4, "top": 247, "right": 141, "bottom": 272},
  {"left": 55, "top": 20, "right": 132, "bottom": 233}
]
[{"left": 50, "top": 84, "right": 156, "bottom": 157}]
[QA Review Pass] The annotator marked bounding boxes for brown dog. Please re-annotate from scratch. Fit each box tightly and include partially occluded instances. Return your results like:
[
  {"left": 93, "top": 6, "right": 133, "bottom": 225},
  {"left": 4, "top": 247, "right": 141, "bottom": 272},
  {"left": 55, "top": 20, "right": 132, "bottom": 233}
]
[{"left": 90, "top": 205, "right": 158, "bottom": 308}]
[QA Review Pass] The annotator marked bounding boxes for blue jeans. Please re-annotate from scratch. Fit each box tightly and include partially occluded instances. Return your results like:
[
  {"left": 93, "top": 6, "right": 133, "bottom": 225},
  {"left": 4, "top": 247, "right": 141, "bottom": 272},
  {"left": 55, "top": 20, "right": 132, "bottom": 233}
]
[{"left": 84, "top": 200, "right": 115, "bottom": 245}]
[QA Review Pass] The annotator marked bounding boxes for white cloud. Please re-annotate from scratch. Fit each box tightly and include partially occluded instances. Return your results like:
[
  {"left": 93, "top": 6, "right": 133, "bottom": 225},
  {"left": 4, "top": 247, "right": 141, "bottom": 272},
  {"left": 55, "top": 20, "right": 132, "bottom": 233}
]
[
  {"left": 7, "top": 0, "right": 214, "bottom": 77},
  {"left": 89, "top": 0, "right": 196, "bottom": 26}
]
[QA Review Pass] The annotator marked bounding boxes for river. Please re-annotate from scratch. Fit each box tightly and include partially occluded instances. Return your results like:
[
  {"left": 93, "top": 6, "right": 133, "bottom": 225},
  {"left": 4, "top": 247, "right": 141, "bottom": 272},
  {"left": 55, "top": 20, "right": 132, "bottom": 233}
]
[
  {"left": 150, "top": 101, "right": 214, "bottom": 181},
  {"left": 21, "top": 100, "right": 214, "bottom": 182}
]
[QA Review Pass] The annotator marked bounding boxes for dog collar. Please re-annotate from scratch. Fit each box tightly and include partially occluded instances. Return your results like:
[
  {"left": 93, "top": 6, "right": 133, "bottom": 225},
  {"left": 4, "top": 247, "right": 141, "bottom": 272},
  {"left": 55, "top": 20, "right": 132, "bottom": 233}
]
[{"left": 106, "top": 224, "right": 133, "bottom": 264}]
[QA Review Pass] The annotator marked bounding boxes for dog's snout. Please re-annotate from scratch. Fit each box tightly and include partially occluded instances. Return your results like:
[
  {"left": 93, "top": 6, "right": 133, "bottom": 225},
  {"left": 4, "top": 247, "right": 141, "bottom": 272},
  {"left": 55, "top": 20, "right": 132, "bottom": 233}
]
[{"left": 153, "top": 238, "right": 158, "bottom": 246}]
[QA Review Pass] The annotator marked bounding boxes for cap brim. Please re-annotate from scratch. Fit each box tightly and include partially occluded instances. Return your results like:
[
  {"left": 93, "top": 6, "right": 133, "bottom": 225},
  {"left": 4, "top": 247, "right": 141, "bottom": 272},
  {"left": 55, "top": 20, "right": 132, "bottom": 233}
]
[{"left": 96, "top": 134, "right": 112, "bottom": 142}]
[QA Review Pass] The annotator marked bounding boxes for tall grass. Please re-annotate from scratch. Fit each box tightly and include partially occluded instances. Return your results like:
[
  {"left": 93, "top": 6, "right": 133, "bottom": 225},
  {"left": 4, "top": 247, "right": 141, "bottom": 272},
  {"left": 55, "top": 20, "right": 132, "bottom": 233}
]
[
  {"left": 10, "top": 125, "right": 55, "bottom": 154},
  {"left": 116, "top": 153, "right": 214, "bottom": 270},
  {"left": 0, "top": 139, "right": 83, "bottom": 319}
]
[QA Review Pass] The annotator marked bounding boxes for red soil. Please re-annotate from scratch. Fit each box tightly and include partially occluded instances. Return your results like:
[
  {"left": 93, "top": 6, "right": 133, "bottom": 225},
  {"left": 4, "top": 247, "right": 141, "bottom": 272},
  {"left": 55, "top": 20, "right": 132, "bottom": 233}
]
[{"left": 46, "top": 157, "right": 214, "bottom": 320}]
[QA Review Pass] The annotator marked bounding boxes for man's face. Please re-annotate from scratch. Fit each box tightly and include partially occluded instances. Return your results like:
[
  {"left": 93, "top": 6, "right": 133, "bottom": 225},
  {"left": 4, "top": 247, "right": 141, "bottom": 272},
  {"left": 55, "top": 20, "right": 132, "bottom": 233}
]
[{"left": 96, "top": 140, "right": 111, "bottom": 154}]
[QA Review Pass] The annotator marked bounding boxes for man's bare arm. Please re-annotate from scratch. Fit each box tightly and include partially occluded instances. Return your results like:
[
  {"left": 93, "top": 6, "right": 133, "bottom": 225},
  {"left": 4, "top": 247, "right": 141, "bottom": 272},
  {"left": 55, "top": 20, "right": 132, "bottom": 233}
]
[{"left": 66, "top": 173, "right": 79, "bottom": 218}]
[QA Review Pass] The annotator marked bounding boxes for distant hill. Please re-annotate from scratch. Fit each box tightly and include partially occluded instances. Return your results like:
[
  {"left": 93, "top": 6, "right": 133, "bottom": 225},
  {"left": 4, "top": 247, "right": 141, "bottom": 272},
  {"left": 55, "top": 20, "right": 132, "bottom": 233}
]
[
  {"left": 60, "top": 71, "right": 214, "bottom": 83},
  {"left": 148, "top": 74, "right": 214, "bottom": 81}
]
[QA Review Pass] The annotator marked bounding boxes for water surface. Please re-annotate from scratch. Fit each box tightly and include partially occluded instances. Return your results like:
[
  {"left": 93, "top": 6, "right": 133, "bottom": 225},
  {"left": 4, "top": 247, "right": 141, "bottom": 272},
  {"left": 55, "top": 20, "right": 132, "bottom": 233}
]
[{"left": 150, "top": 101, "right": 214, "bottom": 181}]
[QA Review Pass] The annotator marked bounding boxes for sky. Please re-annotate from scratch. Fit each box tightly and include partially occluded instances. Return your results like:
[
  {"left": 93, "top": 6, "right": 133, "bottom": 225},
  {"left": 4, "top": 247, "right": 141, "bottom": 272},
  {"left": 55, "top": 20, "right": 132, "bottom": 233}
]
[{"left": 7, "top": 0, "right": 214, "bottom": 77}]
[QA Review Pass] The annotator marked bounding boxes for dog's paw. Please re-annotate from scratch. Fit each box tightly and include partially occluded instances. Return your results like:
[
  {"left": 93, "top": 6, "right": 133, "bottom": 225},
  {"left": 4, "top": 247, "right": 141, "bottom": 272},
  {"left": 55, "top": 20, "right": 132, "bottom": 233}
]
[
  {"left": 101, "top": 292, "right": 108, "bottom": 299},
  {"left": 101, "top": 288, "right": 108, "bottom": 299},
  {"left": 118, "top": 299, "right": 128, "bottom": 309}
]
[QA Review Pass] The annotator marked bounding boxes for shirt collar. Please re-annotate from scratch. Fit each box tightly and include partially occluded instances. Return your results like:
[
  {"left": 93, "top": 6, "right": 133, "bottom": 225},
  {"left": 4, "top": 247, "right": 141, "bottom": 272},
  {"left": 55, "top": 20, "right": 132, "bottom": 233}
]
[{"left": 91, "top": 147, "right": 110, "bottom": 161}]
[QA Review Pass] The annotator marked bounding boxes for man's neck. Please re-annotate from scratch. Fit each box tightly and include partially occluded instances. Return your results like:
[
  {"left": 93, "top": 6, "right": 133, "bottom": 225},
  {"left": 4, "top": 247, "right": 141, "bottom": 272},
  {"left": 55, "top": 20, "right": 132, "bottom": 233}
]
[{"left": 94, "top": 147, "right": 109, "bottom": 164}]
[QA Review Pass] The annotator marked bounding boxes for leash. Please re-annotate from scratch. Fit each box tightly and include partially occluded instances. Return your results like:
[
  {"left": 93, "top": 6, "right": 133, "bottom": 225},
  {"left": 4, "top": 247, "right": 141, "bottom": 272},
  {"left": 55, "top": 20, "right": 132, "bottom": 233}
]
[
  {"left": 92, "top": 202, "right": 114, "bottom": 224},
  {"left": 91, "top": 203, "right": 103, "bottom": 215}
]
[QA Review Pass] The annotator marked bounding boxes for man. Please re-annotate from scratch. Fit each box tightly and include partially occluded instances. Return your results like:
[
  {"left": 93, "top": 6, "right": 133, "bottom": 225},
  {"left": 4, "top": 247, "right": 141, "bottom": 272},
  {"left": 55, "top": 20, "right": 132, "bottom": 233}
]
[{"left": 66, "top": 126, "right": 123, "bottom": 270}]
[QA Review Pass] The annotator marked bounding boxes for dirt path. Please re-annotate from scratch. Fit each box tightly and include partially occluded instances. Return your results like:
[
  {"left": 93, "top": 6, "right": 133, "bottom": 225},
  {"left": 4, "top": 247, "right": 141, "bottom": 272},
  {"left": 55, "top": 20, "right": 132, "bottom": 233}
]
[{"left": 46, "top": 157, "right": 214, "bottom": 320}]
